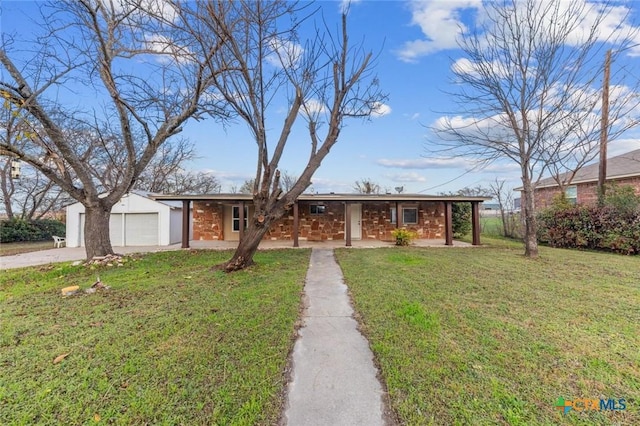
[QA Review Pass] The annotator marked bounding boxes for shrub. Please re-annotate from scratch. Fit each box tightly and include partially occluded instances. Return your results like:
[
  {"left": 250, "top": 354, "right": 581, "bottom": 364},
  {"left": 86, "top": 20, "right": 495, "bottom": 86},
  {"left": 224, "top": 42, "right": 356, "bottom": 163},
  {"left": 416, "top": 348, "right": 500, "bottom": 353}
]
[
  {"left": 603, "top": 184, "right": 640, "bottom": 215},
  {"left": 452, "top": 203, "right": 472, "bottom": 237},
  {"left": 0, "top": 218, "right": 66, "bottom": 243},
  {"left": 537, "top": 205, "right": 640, "bottom": 255},
  {"left": 392, "top": 228, "right": 418, "bottom": 246}
]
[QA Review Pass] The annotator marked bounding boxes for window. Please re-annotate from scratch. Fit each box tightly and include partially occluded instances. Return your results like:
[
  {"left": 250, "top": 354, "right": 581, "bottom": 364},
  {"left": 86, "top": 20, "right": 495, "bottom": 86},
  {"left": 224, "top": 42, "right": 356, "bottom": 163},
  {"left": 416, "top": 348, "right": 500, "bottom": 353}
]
[
  {"left": 310, "top": 204, "right": 326, "bottom": 215},
  {"left": 403, "top": 207, "right": 418, "bottom": 224},
  {"left": 390, "top": 208, "right": 397, "bottom": 224},
  {"left": 565, "top": 186, "right": 577, "bottom": 205},
  {"left": 232, "top": 205, "right": 249, "bottom": 232}
]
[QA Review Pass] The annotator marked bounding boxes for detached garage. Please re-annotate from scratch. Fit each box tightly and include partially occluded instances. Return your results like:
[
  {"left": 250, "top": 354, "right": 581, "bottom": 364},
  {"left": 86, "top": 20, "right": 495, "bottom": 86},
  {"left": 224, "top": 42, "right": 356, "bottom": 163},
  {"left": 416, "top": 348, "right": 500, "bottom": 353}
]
[{"left": 66, "top": 192, "right": 190, "bottom": 247}]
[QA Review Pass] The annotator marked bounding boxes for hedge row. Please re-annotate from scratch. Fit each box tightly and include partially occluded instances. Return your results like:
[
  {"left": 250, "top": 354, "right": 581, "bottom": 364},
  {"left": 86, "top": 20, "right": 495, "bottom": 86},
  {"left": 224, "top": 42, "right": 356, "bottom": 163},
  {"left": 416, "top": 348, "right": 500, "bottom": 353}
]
[
  {"left": 537, "top": 205, "right": 640, "bottom": 255},
  {"left": 0, "top": 219, "right": 66, "bottom": 243}
]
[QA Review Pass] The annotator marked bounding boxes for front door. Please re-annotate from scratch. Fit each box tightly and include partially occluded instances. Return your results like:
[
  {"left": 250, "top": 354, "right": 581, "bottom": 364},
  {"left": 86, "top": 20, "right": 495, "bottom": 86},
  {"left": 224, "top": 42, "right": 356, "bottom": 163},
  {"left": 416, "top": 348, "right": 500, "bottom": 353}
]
[{"left": 349, "top": 204, "right": 362, "bottom": 240}]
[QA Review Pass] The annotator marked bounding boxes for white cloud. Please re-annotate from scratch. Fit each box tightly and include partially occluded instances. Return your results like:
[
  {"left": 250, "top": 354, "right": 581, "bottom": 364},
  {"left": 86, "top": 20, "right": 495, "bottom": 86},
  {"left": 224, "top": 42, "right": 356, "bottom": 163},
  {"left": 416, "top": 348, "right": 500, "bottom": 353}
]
[
  {"left": 305, "top": 177, "right": 353, "bottom": 193},
  {"left": 302, "top": 98, "right": 327, "bottom": 115},
  {"left": 398, "top": 0, "right": 640, "bottom": 62},
  {"left": 396, "top": 0, "right": 482, "bottom": 62},
  {"left": 144, "top": 34, "right": 193, "bottom": 63},
  {"left": 371, "top": 102, "right": 392, "bottom": 117},
  {"left": 607, "top": 138, "right": 640, "bottom": 157},
  {"left": 384, "top": 172, "right": 427, "bottom": 183},
  {"left": 339, "top": 0, "right": 363, "bottom": 15},
  {"left": 110, "top": 0, "right": 178, "bottom": 23},
  {"left": 377, "top": 157, "right": 469, "bottom": 169},
  {"left": 266, "top": 37, "right": 304, "bottom": 69}
]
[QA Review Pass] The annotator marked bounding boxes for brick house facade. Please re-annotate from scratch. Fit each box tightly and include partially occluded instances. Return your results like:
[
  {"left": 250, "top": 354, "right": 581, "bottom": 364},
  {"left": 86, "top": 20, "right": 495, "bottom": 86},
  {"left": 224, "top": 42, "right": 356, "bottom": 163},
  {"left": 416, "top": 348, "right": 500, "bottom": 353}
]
[
  {"left": 153, "top": 193, "right": 490, "bottom": 247},
  {"left": 525, "top": 149, "right": 640, "bottom": 210},
  {"left": 534, "top": 176, "right": 640, "bottom": 210},
  {"left": 192, "top": 200, "right": 448, "bottom": 242}
]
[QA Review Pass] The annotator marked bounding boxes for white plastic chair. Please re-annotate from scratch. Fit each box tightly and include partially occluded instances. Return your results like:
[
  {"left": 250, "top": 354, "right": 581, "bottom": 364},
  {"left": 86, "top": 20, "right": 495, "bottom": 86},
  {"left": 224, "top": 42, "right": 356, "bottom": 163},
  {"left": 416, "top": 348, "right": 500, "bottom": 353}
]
[{"left": 52, "top": 235, "right": 66, "bottom": 248}]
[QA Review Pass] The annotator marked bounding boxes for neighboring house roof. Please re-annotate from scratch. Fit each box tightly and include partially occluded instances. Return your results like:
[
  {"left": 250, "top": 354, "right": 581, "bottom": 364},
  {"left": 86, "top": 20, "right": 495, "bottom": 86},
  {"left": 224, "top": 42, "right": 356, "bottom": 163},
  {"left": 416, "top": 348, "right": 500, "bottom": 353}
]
[
  {"left": 517, "top": 148, "right": 640, "bottom": 190},
  {"left": 151, "top": 193, "right": 491, "bottom": 203}
]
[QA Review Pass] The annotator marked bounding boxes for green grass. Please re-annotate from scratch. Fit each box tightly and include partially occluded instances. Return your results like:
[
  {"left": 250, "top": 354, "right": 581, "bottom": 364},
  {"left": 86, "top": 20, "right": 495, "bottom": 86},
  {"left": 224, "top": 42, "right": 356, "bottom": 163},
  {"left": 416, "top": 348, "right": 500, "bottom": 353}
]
[
  {"left": 0, "top": 241, "right": 54, "bottom": 257},
  {"left": 480, "top": 216, "right": 504, "bottom": 237},
  {"left": 0, "top": 249, "right": 310, "bottom": 425},
  {"left": 336, "top": 239, "right": 640, "bottom": 425}
]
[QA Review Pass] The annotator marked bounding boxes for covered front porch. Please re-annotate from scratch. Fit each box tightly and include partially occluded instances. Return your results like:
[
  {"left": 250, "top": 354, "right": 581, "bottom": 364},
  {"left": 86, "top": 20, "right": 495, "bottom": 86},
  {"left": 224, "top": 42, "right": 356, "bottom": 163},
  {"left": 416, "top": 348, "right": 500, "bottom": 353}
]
[{"left": 151, "top": 193, "right": 491, "bottom": 249}]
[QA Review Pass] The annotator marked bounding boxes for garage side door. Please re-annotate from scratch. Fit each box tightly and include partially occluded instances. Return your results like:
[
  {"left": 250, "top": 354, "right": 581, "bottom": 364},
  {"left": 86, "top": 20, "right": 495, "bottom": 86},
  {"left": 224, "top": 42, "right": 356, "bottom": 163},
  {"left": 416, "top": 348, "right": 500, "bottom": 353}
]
[
  {"left": 79, "top": 213, "right": 124, "bottom": 247},
  {"left": 125, "top": 213, "right": 159, "bottom": 246}
]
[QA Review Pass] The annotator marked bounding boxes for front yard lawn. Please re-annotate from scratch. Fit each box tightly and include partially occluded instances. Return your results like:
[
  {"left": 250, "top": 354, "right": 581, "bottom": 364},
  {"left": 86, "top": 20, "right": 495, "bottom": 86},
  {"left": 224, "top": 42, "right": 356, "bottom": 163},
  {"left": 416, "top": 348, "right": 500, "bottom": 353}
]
[
  {"left": 336, "top": 240, "right": 640, "bottom": 425},
  {"left": 0, "top": 249, "right": 310, "bottom": 425},
  {"left": 0, "top": 241, "right": 55, "bottom": 257}
]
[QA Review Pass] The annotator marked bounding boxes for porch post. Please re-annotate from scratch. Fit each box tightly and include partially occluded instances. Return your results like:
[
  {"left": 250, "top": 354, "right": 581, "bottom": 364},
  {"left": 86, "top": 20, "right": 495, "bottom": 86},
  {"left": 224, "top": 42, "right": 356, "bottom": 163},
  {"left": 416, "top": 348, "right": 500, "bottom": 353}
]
[
  {"left": 181, "top": 199, "right": 190, "bottom": 249},
  {"left": 444, "top": 201, "right": 453, "bottom": 246},
  {"left": 396, "top": 202, "right": 402, "bottom": 228},
  {"left": 239, "top": 200, "right": 245, "bottom": 240},
  {"left": 471, "top": 201, "right": 481, "bottom": 246},
  {"left": 293, "top": 201, "right": 299, "bottom": 248},
  {"left": 345, "top": 202, "right": 352, "bottom": 247}
]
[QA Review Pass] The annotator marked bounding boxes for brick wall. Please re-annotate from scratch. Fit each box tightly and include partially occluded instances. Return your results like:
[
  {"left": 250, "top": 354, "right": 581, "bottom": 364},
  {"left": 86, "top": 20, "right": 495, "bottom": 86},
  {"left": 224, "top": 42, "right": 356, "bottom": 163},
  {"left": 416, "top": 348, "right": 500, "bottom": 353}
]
[{"left": 533, "top": 176, "right": 640, "bottom": 209}]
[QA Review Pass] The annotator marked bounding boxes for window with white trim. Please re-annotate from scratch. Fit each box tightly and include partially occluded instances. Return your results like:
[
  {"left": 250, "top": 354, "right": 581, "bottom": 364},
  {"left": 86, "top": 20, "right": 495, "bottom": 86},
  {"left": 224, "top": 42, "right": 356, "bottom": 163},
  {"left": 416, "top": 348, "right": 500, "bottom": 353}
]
[
  {"left": 403, "top": 207, "right": 418, "bottom": 224},
  {"left": 565, "top": 186, "right": 577, "bottom": 205},
  {"left": 232, "top": 205, "right": 249, "bottom": 232},
  {"left": 310, "top": 204, "right": 326, "bottom": 215},
  {"left": 390, "top": 208, "right": 397, "bottom": 224}
]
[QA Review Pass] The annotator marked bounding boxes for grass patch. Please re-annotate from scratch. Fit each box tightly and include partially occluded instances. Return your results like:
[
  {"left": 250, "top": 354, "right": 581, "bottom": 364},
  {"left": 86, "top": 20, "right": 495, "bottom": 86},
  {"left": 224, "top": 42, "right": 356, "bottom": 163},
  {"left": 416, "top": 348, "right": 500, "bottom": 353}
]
[
  {"left": 0, "top": 249, "right": 310, "bottom": 425},
  {"left": 0, "top": 241, "right": 54, "bottom": 257},
  {"left": 336, "top": 241, "right": 640, "bottom": 425},
  {"left": 480, "top": 216, "right": 504, "bottom": 237}
]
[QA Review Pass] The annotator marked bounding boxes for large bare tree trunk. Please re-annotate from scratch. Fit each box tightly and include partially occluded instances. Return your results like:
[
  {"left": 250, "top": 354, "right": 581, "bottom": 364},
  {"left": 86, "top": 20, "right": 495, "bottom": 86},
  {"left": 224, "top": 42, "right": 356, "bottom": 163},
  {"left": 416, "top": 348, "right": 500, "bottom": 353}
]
[
  {"left": 83, "top": 205, "right": 114, "bottom": 259},
  {"left": 521, "top": 181, "right": 539, "bottom": 258},
  {"left": 223, "top": 221, "right": 272, "bottom": 272}
]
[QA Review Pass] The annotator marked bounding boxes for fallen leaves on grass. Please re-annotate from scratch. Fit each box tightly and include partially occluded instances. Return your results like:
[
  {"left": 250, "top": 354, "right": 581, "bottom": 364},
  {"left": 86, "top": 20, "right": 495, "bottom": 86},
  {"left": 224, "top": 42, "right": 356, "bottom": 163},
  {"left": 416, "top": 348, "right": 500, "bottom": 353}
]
[{"left": 53, "top": 352, "right": 70, "bottom": 364}]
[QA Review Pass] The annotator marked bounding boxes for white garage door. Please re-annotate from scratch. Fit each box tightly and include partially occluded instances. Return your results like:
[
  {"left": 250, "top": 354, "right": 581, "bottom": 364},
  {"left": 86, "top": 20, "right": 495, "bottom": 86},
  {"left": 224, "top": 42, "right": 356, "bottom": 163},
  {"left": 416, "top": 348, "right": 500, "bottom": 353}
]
[
  {"left": 79, "top": 213, "right": 124, "bottom": 247},
  {"left": 124, "top": 213, "right": 159, "bottom": 246},
  {"left": 79, "top": 213, "right": 157, "bottom": 246}
]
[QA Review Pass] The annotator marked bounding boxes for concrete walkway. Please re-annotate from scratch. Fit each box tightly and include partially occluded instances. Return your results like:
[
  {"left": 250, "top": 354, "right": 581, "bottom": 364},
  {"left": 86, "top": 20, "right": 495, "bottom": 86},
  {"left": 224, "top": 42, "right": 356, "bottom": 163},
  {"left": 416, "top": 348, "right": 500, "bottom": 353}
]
[
  {"left": 0, "top": 244, "right": 183, "bottom": 270},
  {"left": 283, "top": 248, "right": 389, "bottom": 426}
]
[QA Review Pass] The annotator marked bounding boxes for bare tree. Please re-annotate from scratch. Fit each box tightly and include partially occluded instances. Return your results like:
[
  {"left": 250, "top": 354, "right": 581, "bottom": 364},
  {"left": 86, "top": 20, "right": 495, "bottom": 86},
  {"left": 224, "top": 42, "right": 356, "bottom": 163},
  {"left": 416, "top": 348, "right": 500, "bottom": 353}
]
[
  {"left": 0, "top": 0, "right": 230, "bottom": 258},
  {"left": 353, "top": 178, "right": 381, "bottom": 194},
  {"left": 188, "top": 1, "right": 386, "bottom": 271},
  {"left": 488, "top": 178, "right": 519, "bottom": 239},
  {"left": 0, "top": 98, "right": 71, "bottom": 219},
  {"left": 239, "top": 179, "right": 255, "bottom": 194},
  {"left": 133, "top": 138, "right": 221, "bottom": 194},
  {"left": 280, "top": 171, "right": 298, "bottom": 192},
  {"left": 431, "top": 0, "right": 639, "bottom": 258},
  {"left": 136, "top": 170, "right": 221, "bottom": 195},
  {"left": 0, "top": 158, "right": 71, "bottom": 220}
]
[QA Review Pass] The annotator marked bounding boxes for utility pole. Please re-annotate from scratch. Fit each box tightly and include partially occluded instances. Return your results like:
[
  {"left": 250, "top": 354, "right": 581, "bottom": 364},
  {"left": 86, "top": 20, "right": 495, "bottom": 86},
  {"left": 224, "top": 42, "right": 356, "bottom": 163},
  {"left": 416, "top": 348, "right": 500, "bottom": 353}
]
[{"left": 598, "top": 49, "right": 611, "bottom": 203}]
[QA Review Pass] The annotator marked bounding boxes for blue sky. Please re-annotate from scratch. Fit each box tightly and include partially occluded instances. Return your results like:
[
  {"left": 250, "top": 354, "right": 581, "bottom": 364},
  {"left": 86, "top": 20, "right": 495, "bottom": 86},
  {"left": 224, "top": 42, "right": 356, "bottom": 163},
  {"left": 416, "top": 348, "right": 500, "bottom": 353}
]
[
  {"left": 4, "top": 0, "right": 640, "bottom": 194},
  {"left": 185, "top": 0, "right": 640, "bottom": 193}
]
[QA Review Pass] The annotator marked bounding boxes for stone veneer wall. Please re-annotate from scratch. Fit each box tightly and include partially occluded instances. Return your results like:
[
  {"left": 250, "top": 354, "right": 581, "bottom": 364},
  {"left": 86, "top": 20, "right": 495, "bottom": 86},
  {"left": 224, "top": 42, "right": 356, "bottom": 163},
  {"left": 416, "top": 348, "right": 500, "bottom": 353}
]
[
  {"left": 360, "top": 202, "right": 445, "bottom": 240},
  {"left": 192, "top": 201, "right": 224, "bottom": 240},
  {"left": 191, "top": 200, "right": 449, "bottom": 241},
  {"left": 265, "top": 201, "right": 446, "bottom": 241},
  {"left": 266, "top": 202, "right": 345, "bottom": 241},
  {"left": 534, "top": 176, "right": 640, "bottom": 209}
]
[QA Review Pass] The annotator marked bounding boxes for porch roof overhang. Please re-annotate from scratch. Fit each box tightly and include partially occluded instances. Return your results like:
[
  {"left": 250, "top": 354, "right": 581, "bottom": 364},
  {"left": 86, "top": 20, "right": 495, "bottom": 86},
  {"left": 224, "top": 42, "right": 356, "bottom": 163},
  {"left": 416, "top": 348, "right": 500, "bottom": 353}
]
[
  {"left": 160, "top": 193, "right": 490, "bottom": 249},
  {"left": 151, "top": 193, "right": 491, "bottom": 203}
]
